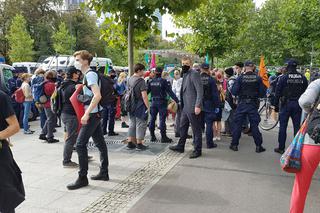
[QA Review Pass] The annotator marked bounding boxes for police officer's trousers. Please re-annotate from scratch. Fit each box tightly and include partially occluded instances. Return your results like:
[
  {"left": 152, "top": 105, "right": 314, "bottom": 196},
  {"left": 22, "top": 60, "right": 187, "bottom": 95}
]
[
  {"left": 231, "top": 103, "right": 263, "bottom": 147},
  {"left": 204, "top": 111, "right": 216, "bottom": 147},
  {"left": 278, "top": 101, "right": 302, "bottom": 150},
  {"left": 149, "top": 103, "right": 167, "bottom": 135}
]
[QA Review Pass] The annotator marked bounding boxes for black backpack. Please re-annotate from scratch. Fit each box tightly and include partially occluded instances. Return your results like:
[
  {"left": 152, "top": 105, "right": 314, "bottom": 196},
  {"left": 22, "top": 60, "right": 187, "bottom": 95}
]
[
  {"left": 307, "top": 98, "right": 320, "bottom": 144},
  {"left": 123, "top": 78, "right": 143, "bottom": 113},
  {"left": 51, "top": 85, "right": 63, "bottom": 116},
  {"left": 84, "top": 70, "right": 117, "bottom": 107}
]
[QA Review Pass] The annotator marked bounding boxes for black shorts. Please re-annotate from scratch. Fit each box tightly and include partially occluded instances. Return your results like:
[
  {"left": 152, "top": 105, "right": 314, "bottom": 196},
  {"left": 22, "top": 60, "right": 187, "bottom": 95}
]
[{"left": 213, "top": 109, "right": 223, "bottom": 121}]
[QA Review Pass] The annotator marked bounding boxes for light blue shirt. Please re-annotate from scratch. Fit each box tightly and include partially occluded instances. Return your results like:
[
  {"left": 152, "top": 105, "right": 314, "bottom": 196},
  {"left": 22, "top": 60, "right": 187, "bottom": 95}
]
[{"left": 83, "top": 70, "right": 101, "bottom": 113}]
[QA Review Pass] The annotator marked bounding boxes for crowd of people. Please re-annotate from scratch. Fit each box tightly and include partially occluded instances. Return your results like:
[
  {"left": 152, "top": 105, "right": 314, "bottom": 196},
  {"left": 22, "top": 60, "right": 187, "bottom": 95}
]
[{"left": 1, "top": 50, "right": 319, "bottom": 213}]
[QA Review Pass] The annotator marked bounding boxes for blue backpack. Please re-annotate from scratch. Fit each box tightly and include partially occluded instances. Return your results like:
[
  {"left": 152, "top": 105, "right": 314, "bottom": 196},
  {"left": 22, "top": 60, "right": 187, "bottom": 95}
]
[{"left": 32, "top": 80, "right": 48, "bottom": 103}]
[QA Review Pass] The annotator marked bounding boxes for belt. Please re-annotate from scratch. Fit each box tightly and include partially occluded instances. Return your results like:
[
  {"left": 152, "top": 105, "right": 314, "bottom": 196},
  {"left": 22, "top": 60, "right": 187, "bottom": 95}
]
[
  {"left": 152, "top": 97, "right": 166, "bottom": 101},
  {"left": 0, "top": 140, "right": 8, "bottom": 149},
  {"left": 239, "top": 98, "right": 258, "bottom": 103}
]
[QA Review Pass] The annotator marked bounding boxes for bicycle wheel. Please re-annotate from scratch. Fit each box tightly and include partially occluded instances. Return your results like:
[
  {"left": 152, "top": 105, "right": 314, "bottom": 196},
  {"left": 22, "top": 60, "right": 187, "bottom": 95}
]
[{"left": 259, "top": 104, "right": 279, "bottom": 131}]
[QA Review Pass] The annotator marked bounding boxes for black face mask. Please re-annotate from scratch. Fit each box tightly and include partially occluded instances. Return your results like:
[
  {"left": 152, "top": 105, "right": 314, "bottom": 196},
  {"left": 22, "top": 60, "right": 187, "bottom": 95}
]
[
  {"left": 110, "top": 75, "right": 116, "bottom": 79},
  {"left": 182, "top": 65, "right": 190, "bottom": 73}
]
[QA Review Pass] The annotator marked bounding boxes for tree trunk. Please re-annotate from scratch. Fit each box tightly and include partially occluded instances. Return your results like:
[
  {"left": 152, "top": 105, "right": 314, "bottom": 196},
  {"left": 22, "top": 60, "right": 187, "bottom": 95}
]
[{"left": 128, "top": 16, "right": 134, "bottom": 76}]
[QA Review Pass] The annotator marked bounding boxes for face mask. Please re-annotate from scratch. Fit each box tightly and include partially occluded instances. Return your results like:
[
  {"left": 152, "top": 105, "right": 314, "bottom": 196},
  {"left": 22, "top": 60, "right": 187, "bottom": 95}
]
[
  {"left": 182, "top": 65, "right": 190, "bottom": 73},
  {"left": 74, "top": 61, "right": 82, "bottom": 71},
  {"left": 156, "top": 73, "right": 161, "bottom": 78},
  {"left": 110, "top": 75, "right": 116, "bottom": 79}
]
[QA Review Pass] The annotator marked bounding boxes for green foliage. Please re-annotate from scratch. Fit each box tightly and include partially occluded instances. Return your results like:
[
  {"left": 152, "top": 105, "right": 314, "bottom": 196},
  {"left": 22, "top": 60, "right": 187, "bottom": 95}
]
[
  {"left": 89, "top": 0, "right": 203, "bottom": 73},
  {"left": 105, "top": 47, "right": 128, "bottom": 66},
  {"left": 175, "top": 0, "right": 255, "bottom": 62},
  {"left": 6, "top": 14, "right": 34, "bottom": 62},
  {"left": 52, "top": 22, "right": 76, "bottom": 55},
  {"left": 175, "top": 0, "right": 320, "bottom": 67},
  {"left": 62, "top": 11, "right": 106, "bottom": 56}
]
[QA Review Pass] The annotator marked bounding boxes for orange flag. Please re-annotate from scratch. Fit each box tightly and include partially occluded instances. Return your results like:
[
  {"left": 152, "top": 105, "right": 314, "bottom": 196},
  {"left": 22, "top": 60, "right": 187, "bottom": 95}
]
[{"left": 259, "top": 55, "right": 270, "bottom": 88}]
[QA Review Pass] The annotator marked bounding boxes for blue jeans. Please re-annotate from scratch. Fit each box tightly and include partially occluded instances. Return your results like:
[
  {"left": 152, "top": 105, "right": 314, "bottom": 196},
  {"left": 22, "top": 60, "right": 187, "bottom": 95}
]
[{"left": 23, "top": 101, "right": 32, "bottom": 131}]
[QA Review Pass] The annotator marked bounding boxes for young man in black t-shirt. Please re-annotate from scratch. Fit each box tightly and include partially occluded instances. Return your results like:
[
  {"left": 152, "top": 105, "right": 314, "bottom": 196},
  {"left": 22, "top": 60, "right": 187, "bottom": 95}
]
[
  {"left": 0, "top": 90, "right": 25, "bottom": 213},
  {"left": 61, "top": 67, "right": 81, "bottom": 168}
]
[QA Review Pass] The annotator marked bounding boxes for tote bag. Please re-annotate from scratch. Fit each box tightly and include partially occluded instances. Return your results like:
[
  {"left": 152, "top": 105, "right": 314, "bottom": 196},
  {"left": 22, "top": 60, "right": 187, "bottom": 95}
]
[{"left": 280, "top": 120, "right": 308, "bottom": 173}]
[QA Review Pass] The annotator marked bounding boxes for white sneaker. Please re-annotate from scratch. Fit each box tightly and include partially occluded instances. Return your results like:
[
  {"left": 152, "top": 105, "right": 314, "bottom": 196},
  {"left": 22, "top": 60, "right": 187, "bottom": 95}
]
[
  {"left": 217, "top": 137, "right": 221, "bottom": 141},
  {"left": 213, "top": 137, "right": 217, "bottom": 141}
]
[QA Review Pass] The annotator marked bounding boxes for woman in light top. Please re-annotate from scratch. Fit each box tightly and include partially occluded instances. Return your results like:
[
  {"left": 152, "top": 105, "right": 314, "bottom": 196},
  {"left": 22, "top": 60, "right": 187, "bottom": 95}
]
[
  {"left": 21, "top": 73, "right": 34, "bottom": 135},
  {"left": 290, "top": 78, "right": 320, "bottom": 213}
]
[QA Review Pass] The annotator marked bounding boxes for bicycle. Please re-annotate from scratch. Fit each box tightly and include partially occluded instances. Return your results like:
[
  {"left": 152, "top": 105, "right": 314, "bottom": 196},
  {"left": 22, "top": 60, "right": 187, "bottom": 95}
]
[{"left": 259, "top": 97, "right": 279, "bottom": 130}]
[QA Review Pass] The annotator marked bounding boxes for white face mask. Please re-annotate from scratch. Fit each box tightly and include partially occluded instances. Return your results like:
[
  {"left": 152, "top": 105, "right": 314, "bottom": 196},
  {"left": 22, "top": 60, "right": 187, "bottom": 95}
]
[{"left": 74, "top": 61, "right": 82, "bottom": 71}]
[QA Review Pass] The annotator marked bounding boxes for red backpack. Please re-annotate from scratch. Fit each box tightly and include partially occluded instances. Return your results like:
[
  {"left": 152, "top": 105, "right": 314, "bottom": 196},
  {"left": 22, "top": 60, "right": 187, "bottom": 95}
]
[{"left": 14, "top": 88, "right": 25, "bottom": 103}]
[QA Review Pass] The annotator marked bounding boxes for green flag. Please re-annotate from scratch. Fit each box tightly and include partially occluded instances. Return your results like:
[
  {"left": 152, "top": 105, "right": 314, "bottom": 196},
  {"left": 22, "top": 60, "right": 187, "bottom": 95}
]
[{"left": 104, "top": 60, "right": 109, "bottom": 76}]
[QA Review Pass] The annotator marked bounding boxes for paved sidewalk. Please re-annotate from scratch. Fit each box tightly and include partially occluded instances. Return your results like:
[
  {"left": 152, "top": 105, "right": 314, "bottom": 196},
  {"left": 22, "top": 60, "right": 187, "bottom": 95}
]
[
  {"left": 12, "top": 119, "right": 320, "bottom": 213},
  {"left": 129, "top": 127, "right": 320, "bottom": 213},
  {"left": 13, "top": 119, "right": 180, "bottom": 213}
]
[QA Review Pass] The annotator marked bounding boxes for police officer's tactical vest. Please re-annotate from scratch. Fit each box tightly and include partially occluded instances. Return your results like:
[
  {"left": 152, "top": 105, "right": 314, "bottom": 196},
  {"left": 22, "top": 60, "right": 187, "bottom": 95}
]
[
  {"left": 149, "top": 77, "right": 166, "bottom": 100},
  {"left": 239, "top": 72, "right": 259, "bottom": 99},
  {"left": 201, "top": 73, "right": 213, "bottom": 101},
  {"left": 282, "top": 72, "right": 304, "bottom": 99}
]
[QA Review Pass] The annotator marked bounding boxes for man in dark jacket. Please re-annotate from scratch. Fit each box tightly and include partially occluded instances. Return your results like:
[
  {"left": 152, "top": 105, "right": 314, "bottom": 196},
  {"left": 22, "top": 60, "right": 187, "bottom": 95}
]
[
  {"left": 200, "top": 63, "right": 220, "bottom": 148},
  {"left": 170, "top": 56, "right": 204, "bottom": 159},
  {"left": 60, "top": 66, "right": 81, "bottom": 167},
  {"left": 274, "top": 59, "right": 308, "bottom": 154}
]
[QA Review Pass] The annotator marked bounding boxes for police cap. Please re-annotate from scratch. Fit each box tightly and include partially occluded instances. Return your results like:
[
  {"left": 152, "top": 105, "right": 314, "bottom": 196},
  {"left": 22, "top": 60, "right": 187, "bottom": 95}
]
[
  {"left": 286, "top": 59, "right": 298, "bottom": 67},
  {"left": 244, "top": 61, "right": 255, "bottom": 67},
  {"left": 201, "top": 63, "right": 210, "bottom": 69}
]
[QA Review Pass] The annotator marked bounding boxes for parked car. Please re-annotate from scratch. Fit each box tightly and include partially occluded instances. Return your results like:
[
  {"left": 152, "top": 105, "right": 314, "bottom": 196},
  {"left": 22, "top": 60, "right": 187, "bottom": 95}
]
[
  {"left": 40, "top": 55, "right": 113, "bottom": 73},
  {"left": 12, "top": 62, "right": 40, "bottom": 74},
  {"left": 0, "top": 64, "right": 38, "bottom": 121},
  {"left": 0, "top": 64, "right": 14, "bottom": 94}
]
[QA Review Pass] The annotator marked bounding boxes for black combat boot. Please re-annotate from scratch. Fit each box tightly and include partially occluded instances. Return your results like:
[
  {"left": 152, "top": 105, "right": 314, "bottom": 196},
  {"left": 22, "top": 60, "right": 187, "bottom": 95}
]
[
  {"left": 161, "top": 134, "right": 173, "bottom": 143},
  {"left": 150, "top": 132, "right": 157, "bottom": 142}
]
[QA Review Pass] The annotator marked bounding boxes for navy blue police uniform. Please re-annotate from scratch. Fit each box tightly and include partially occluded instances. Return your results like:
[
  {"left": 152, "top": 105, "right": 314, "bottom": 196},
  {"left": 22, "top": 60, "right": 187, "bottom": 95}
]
[
  {"left": 200, "top": 63, "right": 220, "bottom": 148},
  {"left": 148, "top": 67, "right": 179, "bottom": 143},
  {"left": 230, "top": 61, "right": 267, "bottom": 153},
  {"left": 8, "top": 74, "right": 23, "bottom": 126},
  {"left": 274, "top": 60, "right": 308, "bottom": 154}
]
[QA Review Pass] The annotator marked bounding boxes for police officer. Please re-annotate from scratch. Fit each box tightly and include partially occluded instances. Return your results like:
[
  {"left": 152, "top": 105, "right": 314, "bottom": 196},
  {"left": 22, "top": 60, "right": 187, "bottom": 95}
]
[
  {"left": 230, "top": 61, "right": 267, "bottom": 153},
  {"left": 200, "top": 63, "right": 220, "bottom": 148},
  {"left": 148, "top": 67, "right": 179, "bottom": 143},
  {"left": 274, "top": 59, "right": 308, "bottom": 154}
]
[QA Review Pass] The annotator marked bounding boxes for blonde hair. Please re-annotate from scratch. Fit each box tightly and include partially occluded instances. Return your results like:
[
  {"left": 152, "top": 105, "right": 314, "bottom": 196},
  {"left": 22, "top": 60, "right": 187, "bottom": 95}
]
[
  {"left": 34, "top": 68, "right": 45, "bottom": 76},
  {"left": 162, "top": 71, "right": 169, "bottom": 78},
  {"left": 21, "top": 73, "right": 31, "bottom": 81},
  {"left": 118, "top": 72, "right": 127, "bottom": 83}
]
